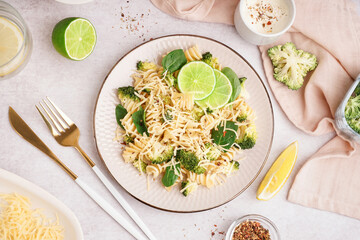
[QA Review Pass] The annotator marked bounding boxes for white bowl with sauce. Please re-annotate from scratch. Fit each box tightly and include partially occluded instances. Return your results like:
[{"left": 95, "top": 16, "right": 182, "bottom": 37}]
[{"left": 234, "top": 0, "right": 296, "bottom": 45}]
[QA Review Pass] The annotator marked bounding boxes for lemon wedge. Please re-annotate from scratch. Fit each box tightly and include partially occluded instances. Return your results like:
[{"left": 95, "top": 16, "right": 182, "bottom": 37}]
[
  {"left": 0, "top": 16, "right": 24, "bottom": 76},
  {"left": 256, "top": 141, "right": 298, "bottom": 201}
]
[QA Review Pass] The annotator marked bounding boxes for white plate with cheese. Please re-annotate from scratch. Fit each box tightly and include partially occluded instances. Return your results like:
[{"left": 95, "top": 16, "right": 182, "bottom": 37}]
[{"left": 0, "top": 168, "right": 83, "bottom": 240}]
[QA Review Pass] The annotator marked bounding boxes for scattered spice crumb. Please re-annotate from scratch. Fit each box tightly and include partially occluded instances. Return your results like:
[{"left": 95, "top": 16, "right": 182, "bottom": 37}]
[{"left": 115, "top": 1, "right": 153, "bottom": 40}]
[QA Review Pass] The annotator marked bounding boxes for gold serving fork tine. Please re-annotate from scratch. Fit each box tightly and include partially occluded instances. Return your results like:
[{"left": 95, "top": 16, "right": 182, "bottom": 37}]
[{"left": 36, "top": 97, "right": 95, "bottom": 167}]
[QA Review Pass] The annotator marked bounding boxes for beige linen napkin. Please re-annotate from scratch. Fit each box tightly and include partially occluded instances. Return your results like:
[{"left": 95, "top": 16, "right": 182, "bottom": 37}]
[{"left": 150, "top": 0, "right": 360, "bottom": 219}]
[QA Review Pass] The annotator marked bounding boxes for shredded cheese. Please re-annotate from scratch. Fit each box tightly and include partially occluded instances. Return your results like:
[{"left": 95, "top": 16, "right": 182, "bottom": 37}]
[{"left": 0, "top": 193, "right": 64, "bottom": 240}]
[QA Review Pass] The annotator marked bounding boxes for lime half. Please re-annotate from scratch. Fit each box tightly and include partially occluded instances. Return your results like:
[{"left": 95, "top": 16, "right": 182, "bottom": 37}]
[
  {"left": 177, "top": 61, "right": 216, "bottom": 100},
  {"left": 196, "top": 69, "right": 232, "bottom": 109},
  {"left": 52, "top": 17, "right": 96, "bottom": 61}
]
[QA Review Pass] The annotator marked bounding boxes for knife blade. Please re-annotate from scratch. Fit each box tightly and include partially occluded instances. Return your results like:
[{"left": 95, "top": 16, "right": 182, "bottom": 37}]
[{"left": 8, "top": 107, "right": 77, "bottom": 180}]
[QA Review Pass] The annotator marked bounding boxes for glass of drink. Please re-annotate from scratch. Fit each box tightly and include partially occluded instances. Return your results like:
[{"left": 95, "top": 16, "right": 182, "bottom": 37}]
[{"left": 0, "top": 1, "right": 32, "bottom": 80}]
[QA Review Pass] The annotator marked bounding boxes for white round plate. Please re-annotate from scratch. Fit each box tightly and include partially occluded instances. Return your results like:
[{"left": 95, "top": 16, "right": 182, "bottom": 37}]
[
  {"left": 94, "top": 35, "right": 274, "bottom": 212},
  {"left": 0, "top": 168, "right": 83, "bottom": 240}
]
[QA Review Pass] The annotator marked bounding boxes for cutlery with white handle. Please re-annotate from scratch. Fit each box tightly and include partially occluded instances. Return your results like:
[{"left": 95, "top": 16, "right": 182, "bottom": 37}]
[
  {"left": 8, "top": 107, "right": 147, "bottom": 240},
  {"left": 35, "top": 97, "right": 157, "bottom": 240}
]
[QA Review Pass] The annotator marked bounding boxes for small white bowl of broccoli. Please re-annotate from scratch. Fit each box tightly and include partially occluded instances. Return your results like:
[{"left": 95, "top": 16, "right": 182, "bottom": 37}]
[{"left": 335, "top": 74, "right": 360, "bottom": 143}]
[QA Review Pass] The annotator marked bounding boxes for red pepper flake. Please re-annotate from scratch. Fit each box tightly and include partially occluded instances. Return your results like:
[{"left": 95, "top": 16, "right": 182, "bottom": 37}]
[
  {"left": 232, "top": 220, "right": 270, "bottom": 240},
  {"left": 262, "top": 23, "right": 265, "bottom": 28},
  {"left": 214, "top": 224, "right": 217, "bottom": 227},
  {"left": 223, "top": 131, "right": 227, "bottom": 137},
  {"left": 267, "top": 21, "right": 272, "bottom": 25},
  {"left": 211, "top": 232, "right": 215, "bottom": 237}
]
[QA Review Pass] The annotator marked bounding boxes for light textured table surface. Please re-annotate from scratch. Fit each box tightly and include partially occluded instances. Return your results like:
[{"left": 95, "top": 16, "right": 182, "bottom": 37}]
[{"left": 1, "top": 0, "right": 359, "bottom": 239}]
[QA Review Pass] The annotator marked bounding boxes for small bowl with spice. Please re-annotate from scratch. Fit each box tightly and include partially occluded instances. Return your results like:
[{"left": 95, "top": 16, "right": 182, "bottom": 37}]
[
  {"left": 226, "top": 214, "right": 280, "bottom": 240},
  {"left": 234, "top": 0, "right": 296, "bottom": 45}
]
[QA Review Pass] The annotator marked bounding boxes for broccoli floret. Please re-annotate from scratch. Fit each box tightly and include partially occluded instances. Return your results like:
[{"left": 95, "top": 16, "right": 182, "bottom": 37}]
[
  {"left": 239, "top": 77, "right": 247, "bottom": 85},
  {"left": 354, "top": 83, "right": 360, "bottom": 96},
  {"left": 229, "top": 160, "right": 240, "bottom": 172},
  {"left": 150, "top": 145, "right": 174, "bottom": 164},
  {"left": 235, "top": 123, "right": 257, "bottom": 150},
  {"left": 163, "top": 71, "right": 177, "bottom": 87},
  {"left": 118, "top": 86, "right": 140, "bottom": 103},
  {"left": 176, "top": 150, "right": 205, "bottom": 174},
  {"left": 181, "top": 181, "right": 197, "bottom": 197},
  {"left": 133, "top": 159, "right": 147, "bottom": 173},
  {"left": 202, "top": 52, "right": 212, "bottom": 64},
  {"left": 160, "top": 94, "right": 172, "bottom": 105},
  {"left": 238, "top": 77, "right": 249, "bottom": 99},
  {"left": 194, "top": 166, "right": 206, "bottom": 174},
  {"left": 202, "top": 52, "right": 220, "bottom": 68},
  {"left": 161, "top": 109, "right": 173, "bottom": 123},
  {"left": 236, "top": 113, "right": 247, "bottom": 123},
  {"left": 345, "top": 95, "right": 360, "bottom": 120},
  {"left": 348, "top": 118, "right": 360, "bottom": 134},
  {"left": 204, "top": 143, "right": 221, "bottom": 161},
  {"left": 136, "top": 61, "right": 157, "bottom": 71},
  {"left": 165, "top": 109, "right": 173, "bottom": 120},
  {"left": 192, "top": 107, "right": 205, "bottom": 121},
  {"left": 206, "top": 107, "right": 213, "bottom": 114},
  {"left": 142, "top": 88, "right": 151, "bottom": 94},
  {"left": 123, "top": 134, "right": 134, "bottom": 144},
  {"left": 267, "top": 42, "right": 318, "bottom": 90}
]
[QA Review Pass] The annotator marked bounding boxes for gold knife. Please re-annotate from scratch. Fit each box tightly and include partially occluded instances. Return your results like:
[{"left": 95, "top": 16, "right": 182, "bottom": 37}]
[
  {"left": 8, "top": 107, "right": 148, "bottom": 240},
  {"left": 9, "top": 106, "right": 77, "bottom": 179}
]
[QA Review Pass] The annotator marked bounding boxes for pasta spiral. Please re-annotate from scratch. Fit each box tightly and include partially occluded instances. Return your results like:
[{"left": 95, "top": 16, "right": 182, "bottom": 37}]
[{"left": 184, "top": 45, "right": 202, "bottom": 62}]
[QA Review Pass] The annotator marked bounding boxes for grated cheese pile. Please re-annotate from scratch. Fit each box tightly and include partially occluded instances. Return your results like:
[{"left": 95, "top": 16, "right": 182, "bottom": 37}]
[{"left": 0, "top": 193, "right": 64, "bottom": 240}]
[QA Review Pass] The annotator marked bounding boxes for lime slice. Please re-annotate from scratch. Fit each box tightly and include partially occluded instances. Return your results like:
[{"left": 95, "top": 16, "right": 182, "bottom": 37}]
[
  {"left": 0, "top": 17, "right": 24, "bottom": 76},
  {"left": 52, "top": 17, "right": 96, "bottom": 61},
  {"left": 177, "top": 61, "right": 216, "bottom": 100},
  {"left": 196, "top": 69, "right": 232, "bottom": 109},
  {"left": 256, "top": 141, "right": 298, "bottom": 201}
]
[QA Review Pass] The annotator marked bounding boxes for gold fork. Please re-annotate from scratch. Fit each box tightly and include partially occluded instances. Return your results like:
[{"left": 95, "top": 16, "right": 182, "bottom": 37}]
[
  {"left": 36, "top": 97, "right": 157, "bottom": 240},
  {"left": 36, "top": 98, "right": 95, "bottom": 167}
]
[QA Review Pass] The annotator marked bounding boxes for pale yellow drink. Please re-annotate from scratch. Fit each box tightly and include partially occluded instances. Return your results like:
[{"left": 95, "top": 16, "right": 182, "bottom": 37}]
[{"left": 0, "top": 1, "right": 32, "bottom": 80}]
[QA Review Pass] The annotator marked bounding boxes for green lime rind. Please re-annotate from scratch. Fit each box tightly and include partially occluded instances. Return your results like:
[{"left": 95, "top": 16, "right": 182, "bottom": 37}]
[
  {"left": 196, "top": 69, "right": 232, "bottom": 110},
  {"left": 177, "top": 61, "right": 216, "bottom": 101},
  {"left": 52, "top": 17, "right": 97, "bottom": 61}
]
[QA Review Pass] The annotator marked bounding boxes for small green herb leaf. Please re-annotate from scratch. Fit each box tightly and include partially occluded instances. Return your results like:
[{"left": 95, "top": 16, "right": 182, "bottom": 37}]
[
  {"left": 162, "top": 49, "right": 187, "bottom": 73},
  {"left": 162, "top": 163, "right": 180, "bottom": 187},
  {"left": 211, "top": 121, "right": 238, "bottom": 149},
  {"left": 222, "top": 67, "right": 241, "bottom": 103},
  {"left": 115, "top": 104, "right": 127, "bottom": 129},
  {"left": 132, "top": 106, "right": 149, "bottom": 136}
]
